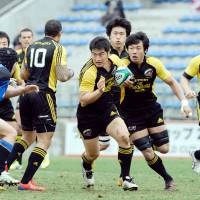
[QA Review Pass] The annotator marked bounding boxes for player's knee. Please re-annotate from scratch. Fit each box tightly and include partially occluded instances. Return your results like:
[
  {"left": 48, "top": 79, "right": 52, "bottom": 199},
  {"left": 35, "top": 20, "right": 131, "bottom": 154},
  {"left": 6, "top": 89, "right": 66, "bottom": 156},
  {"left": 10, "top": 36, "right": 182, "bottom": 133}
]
[
  {"left": 117, "top": 134, "right": 130, "bottom": 147},
  {"left": 157, "top": 144, "right": 169, "bottom": 154},
  {"left": 134, "top": 136, "right": 151, "bottom": 151},
  {"left": 99, "top": 135, "right": 110, "bottom": 151},
  {"left": 151, "top": 130, "right": 169, "bottom": 149},
  {"left": 87, "top": 151, "right": 99, "bottom": 160},
  {"left": 142, "top": 148, "right": 155, "bottom": 160},
  {"left": 100, "top": 143, "right": 110, "bottom": 151}
]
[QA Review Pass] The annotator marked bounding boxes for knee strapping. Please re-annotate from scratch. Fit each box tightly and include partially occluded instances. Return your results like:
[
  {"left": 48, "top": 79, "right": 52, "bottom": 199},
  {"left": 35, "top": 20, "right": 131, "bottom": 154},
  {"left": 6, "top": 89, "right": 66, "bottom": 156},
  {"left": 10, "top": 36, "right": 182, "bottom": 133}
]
[
  {"left": 134, "top": 136, "right": 151, "bottom": 151},
  {"left": 150, "top": 130, "right": 169, "bottom": 147}
]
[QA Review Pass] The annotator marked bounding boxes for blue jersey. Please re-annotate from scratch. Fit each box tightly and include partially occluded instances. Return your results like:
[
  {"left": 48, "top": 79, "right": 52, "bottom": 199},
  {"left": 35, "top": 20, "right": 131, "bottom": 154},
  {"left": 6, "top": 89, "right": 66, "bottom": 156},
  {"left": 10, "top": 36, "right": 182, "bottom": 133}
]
[
  {"left": 0, "top": 80, "right": 9, "bottom": 102},
  {"left": 0, "top": 64, "right": 11, "bottom": 102}
]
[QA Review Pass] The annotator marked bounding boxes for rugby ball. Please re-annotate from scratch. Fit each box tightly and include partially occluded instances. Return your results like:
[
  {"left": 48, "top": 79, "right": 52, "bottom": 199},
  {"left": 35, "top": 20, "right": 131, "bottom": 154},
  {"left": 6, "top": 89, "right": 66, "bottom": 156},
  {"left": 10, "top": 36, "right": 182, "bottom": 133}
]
[{"left": 115, "top": 67, "right": 132, "bottom": 86}]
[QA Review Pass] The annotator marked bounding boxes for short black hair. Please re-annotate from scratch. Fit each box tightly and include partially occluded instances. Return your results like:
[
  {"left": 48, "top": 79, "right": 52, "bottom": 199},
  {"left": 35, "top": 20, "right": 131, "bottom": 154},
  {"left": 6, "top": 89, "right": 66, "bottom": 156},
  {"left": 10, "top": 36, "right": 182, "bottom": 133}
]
[
  {"left": 20, "top": 28, "right": 33, "bottom": 36},
  {"left": 0, "top": 48, "right": 17, "bottom": 72},
  {"left": 89, "top": 36, "right": 110, "bottom": 52},
  {"left": 125, "top": 32, "right": 149, "bottom": 52},
  {"left": 106, "top": 17, "right": 132, "bottom": 37},
  {"left": 0, "top": 31, "right": 10, "bottom": 46},
  {"left": 45, "top": 19, "right": 62, "bottom": 37}
]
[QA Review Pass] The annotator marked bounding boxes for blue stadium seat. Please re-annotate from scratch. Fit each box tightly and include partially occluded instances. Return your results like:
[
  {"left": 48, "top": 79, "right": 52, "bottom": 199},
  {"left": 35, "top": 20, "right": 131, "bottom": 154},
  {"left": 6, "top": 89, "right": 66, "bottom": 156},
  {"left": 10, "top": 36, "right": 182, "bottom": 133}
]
[
  {"left": 154, "top": 0, "right": 191, "bottom": 3},
  {"left": 148, "top": 50, "right": 200, "bottom": 57},
  {"left": 57, "top": 15, "right": 101, "bottom": 22},
  {"left": 180, "top": 15, "right": 200, "bottom": 22},
  {"left": 150, "top": 38, "right": 200, "bottom": 45},
  {"left": 37, "top": 26, "right": 105, "bottom": 34},
  {"left": 163, "top": 27, "right": 200, "bottom": 34},
  {"left": 61, "top": 39, "right": 88, "bottom": 46},
  {"left": 71, "top": 3, "right": 143, "bottom": 11},
  {"left": 165, "top": 63, "right": 186, "bottom": 70}
]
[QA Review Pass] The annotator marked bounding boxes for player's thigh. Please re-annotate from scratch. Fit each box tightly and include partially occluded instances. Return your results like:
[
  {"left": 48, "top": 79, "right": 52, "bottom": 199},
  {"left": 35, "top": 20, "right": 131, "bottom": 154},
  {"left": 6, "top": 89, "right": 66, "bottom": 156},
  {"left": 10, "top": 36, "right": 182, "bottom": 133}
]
[
  {"left": 36, "top": 132, "right": 54, "bottom": 150},
  {"left": 0, "top": 118, "right": 16, "bottom": 138},
  {"left": 106, "top": 117, "right": 130, "bottom": 146},
  {"left": 82, "top": 137, "right": 100, "bottom": 158},
  {"left": 22, "top": 130, "right": 37, "bottom": 146}
]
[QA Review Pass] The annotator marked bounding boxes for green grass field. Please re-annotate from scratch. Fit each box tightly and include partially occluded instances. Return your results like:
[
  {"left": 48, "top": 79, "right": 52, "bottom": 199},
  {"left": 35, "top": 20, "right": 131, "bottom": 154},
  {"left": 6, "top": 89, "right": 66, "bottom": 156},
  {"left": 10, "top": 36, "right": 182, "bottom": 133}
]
[{"left": 1, "top": 156, "right": 200, "bottom": 200}]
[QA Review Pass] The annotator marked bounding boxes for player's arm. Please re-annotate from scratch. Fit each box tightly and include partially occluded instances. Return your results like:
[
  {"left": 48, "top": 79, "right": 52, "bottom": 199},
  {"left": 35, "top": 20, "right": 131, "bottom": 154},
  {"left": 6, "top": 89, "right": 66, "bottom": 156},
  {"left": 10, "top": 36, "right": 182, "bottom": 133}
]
[
  {"left": 155, "top": 57, "right": 192, "bottom": 117},
  {"left": 180, "top": 75, "right": 196, "bottom": 99},
  {"left": 11, "top": 63, "right": 24, "bottom": 85},
  {"left": 20, "top": 63, "right": 30, "bottom": 80},
  {"left": 164, "top": 75, "right": 192, "bottom": 117},
  {"left": 4, "top": 84, "right": 39, "bottom": 99},
  {"left": 80, "top": 78, "right": 105, "bottom": 106},
  {"left": 79, "top": 68, "right": 105, "bottom": 106},
  {"left": 56, "top": 46, "right": 74, "bottom": 82},
  {"left": 180, "top": 57, "right": 198, "bottom": 99}
]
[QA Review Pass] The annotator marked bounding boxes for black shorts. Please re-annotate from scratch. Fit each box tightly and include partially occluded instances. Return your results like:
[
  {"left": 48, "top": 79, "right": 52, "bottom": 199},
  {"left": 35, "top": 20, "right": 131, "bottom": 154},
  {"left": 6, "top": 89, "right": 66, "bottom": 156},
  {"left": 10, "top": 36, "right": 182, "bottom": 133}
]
[
  {"left": 77, "top": 108, "right": 120, "bottom": 140},
  {"left": 19, "top": 91, "right": 57, "bottom": 133},
  {"left": 0, "top": 99, "right": 15, "bottom": 121},
  {"left": 122, "top": 102, "right": 164, "bottom": 133}
]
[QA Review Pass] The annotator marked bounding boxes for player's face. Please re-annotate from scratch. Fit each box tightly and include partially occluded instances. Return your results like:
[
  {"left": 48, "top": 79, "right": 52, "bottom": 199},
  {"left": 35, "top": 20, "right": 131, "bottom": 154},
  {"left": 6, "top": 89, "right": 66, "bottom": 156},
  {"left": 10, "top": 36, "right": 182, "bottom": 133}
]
[
  {"left": 109, "top": 27, "right": 126, "bottom": 49},
  {"left": 128, "top": 41, "right": 145, "bottom": 65},
  {"left": 91, "top": 49, "right": 109, "bottom": 68},
  {"left": 0, "top": 37, "right": 9, "bottom": 48},
  {"left": 20, "top": 31, "right": 33, "bottom": 49}
]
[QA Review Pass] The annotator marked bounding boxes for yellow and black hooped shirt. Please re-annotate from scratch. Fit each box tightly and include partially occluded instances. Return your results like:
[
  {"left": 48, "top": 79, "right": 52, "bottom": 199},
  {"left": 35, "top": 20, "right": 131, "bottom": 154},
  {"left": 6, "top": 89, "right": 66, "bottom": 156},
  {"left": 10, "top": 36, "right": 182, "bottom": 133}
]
[
  {"left": 16, "top": 48, "right": 26, "bottom": 69},
  {"left": 24, "top": 37, "right": 67, "bottom": 93},
  {"left": 183, "top": 55, "right": 200, "bottom": 82},
  {"left": 120, "top": 56, "right": 171, "bottom": 113},
  {"left": 77, "top": 54, "right": 123, "bottom": 118}
]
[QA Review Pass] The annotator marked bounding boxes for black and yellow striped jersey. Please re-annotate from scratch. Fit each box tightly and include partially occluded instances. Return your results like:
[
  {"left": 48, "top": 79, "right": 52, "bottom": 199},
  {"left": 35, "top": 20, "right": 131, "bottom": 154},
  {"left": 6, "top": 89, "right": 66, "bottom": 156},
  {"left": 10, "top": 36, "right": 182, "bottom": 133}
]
[
  {"left": 16, "top": 48, "right": 26, "bottom": 69},
  {"left": 77, "top": 54, "right": 123, "bottom": 116},
  {"left": 24, "top": 37, "right": 67, "bottom": 93},
  {"left": 120, "top": 56, "right": 171, "bottom": 112},
  {"left": 183, "top": 55, "right": 200, "bottom": 82},
  {"left": 110, "top": 45, "right": 128, "bottom": 59}
]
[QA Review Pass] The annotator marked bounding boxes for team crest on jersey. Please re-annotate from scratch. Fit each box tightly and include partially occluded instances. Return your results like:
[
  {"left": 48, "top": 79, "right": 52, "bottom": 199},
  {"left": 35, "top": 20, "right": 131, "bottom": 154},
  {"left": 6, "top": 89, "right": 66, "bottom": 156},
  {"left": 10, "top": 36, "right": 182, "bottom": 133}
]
[
  {"left": 144, "top": 68, "right": 153, "bottom": 78},
  {"left": 128, "top": 126, "right": 136, "bottom": 132},
  {"left": 83, "top": 129, "right": 92, "bottom": 137}
]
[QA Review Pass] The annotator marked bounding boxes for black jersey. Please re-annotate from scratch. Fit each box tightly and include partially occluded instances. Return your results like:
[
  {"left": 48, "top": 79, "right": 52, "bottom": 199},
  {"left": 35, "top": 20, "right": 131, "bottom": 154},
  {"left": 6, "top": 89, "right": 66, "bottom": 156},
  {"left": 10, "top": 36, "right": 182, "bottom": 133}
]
[{"left": 24, "top": 36, "right": 67, "bottom": 93}]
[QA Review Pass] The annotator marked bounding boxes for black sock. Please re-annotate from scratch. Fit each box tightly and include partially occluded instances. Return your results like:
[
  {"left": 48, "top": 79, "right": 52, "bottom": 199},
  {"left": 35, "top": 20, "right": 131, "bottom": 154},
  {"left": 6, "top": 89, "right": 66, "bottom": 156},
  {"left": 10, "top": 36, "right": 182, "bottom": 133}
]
[
  {"left": 81, "top": 154, "right": 93, "bottom": 171},
  {"left": 16, "top": 135, "right": 23, "bottom": 164},
  {"left": 21, "top": 147, "right": 47, "bottom": 184},
  {"left": 0, "top": 140, "right": 13, "bottom": 173},
  {"left": 118, "top": 146, "right": 132, "bottom": 180},
  {"left": 17, "top": 154, "right": 22, "bottom": 165},
  {"left": 119, "top": 144, "right": 134, "bottom": 178},
  {"left": 146, "top": 153, "right": 173, "bottom": 182},
  {"left": 6, "top": 139, "right": 28, "bottom": 170},
  {"left": 194, "top": 150, "right": 200, "bottom": 160}
]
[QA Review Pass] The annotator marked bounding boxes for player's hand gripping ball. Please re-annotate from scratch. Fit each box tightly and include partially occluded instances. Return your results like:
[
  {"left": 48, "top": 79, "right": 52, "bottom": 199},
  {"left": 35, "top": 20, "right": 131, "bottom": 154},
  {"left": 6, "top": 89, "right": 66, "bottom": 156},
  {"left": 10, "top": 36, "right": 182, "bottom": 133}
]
[{"left": 115, "top": 66, "right": 133, "bottom": 86}]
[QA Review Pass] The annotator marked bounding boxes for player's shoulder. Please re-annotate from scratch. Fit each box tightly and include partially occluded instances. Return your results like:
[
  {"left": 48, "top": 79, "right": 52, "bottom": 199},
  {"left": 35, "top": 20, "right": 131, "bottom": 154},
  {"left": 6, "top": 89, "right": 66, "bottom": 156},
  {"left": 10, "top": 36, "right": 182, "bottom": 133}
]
[
  {"left": 121, "top": 56, "right": 131, "bottom": 66},
  {"left": 189, "top": 55, "right": 200, "bottom": 65},
  {"left": 109, "top": 54, "right": 123, "bottom": 66},
  {"left": 146, "top": 56, "right": 162, "bottom": 66}
]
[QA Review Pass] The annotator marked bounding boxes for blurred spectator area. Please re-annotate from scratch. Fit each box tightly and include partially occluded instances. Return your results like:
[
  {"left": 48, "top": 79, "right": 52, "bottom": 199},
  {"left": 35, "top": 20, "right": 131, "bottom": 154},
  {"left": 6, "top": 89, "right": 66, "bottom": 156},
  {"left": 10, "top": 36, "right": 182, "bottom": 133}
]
[{"left": 0, "top": 0, "right": 198, "bottom": 120}]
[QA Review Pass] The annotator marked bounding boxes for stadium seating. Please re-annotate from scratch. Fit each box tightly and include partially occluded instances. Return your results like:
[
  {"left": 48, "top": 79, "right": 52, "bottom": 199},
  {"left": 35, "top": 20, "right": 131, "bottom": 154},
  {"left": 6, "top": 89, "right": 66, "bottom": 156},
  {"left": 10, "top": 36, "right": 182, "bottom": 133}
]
[
  {"left": 150, "top": 38, "right": 200, "bottom": 45},
  {"left": 71, "top": 3, "right": 143, "bottom": 11},
  {"left": 180, "top": 15, "right": 200, "bottom": 22},
  {"left": 57, "top": 15, "right": 101, "bottom": 23},
  {"left": 163, "top": 27, "right": 200, "bottom": 34},
  {"left": 154, "top": 0, "right": 192, "bottom": 3},
  {"left": 148, "top": 50, "right": 200, "bottom": 57},
  {"left": 36, "top": 26, "right": 105, "bottom": 35},
  {"left": 61, "top": 39, "right": 88, "bottom": 46}
]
